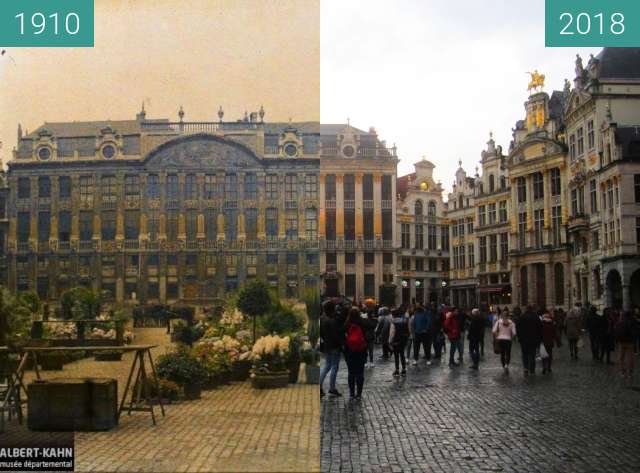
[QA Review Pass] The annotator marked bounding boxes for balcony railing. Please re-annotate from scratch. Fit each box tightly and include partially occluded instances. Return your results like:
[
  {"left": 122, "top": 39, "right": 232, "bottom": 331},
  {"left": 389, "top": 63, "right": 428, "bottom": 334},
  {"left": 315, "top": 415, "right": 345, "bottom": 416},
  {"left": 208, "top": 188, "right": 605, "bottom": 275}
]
[{"left": 141, "top": 121, "right": 260, "bottom": 134}]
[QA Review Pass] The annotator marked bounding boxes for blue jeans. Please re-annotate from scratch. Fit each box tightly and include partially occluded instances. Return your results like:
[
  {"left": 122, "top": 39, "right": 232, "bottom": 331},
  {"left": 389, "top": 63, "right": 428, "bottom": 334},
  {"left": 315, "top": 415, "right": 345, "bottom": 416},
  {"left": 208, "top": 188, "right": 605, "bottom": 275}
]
[
  {"left": 320, "top": 350, "right": 341, "bottom": 391},
  {"left": 449, "top": 339, "right": 461, "bottom": 365}
]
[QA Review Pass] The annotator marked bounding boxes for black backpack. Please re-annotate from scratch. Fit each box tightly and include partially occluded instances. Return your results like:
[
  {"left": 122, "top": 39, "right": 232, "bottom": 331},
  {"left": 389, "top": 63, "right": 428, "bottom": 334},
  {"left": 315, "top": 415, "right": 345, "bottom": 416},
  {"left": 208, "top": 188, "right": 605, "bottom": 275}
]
[{"left": 392, "top": 317, "right": 409, "bottom": 345}]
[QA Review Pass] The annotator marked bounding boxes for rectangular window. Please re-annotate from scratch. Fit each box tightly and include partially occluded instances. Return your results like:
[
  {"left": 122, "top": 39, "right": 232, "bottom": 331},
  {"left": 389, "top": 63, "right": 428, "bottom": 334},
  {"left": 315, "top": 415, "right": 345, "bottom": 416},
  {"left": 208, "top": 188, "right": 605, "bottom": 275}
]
[
  {"left": 148, "top": 210, "right": 159, "bottom": 241},
  {"left": 569, "top": 134, "right": 576, "bottom": 160},
  {"left": 101, "top": 211, "right": 117, "bottom": 240},
  {"left": 533, "top": 172, "right": 544, "bottom": 200},
  {"left": 80, "top": 176, "right": 93, "bottom": 204},
  {"left": 415, "top": 224, "right": 423, "bottom": 249},
  {"left": 225, "top": 209, "right": 238, "bottom": 240},
  {"left": 124, "top": 210, "right": 140, "bottom": 240},
  {"left": 17, "top": 178, "right": 30, "bottom": 199},
  {"left": 362, "top": 174, "right": 373, "bottom": 200},
  {"left": 571, "top": 188, "right": 578, "bottom": 216},
  {"left": 245, "top": 208, "right": 258, "bottom": 240},
  {"left": 488, "top": 203, "right": 496, "bottom": 225},
  {"left": 343, "top": 174, "right": 355, "bottom": 201},
  {"left": 101, "top": 176, "right": 117, "bottom": 203},
  {"left": 364, "top": 274, "right": 375, "bottom": 297},
  {"left": 305, "top": 208, "right": 317, "bottom": 240},
  {"left": 550, "top": 168, "right": 561, "bottom": 196},
  {"left": 499, "top": 201, "right": 507, "bottom": 222},
  {"left": 577, "top": 127, "right": 584, "bottom": 156},
  {"left": 489, "top": 234, "right": 498, "bottom": 262},
  {"left": 78, "top": 211, "right": 92, "bottom": 241},
  {"left": 478, "top": 205, "right": 486, "bottom": 227},
  {"left": 125, "top": 175, "right": 140, "bottom": 197},
  {"left": 427, "top": 225, "right": 437, "bottom": 250},
  {"left": 590, "top": 179, "right": 597, "bottom": 213},
  {"left": 552, "top": 206, "right": 562, "bottom": 247},
  {"left": 224, "top": 174, "right": 238, "bottom": 201},
  {"left": 587, "top": 120, "right": 595, "bottom": 149},
  {"left": 55, "top": 212, "right": 71, "bottom": 246},
  {"left": 467, "top": 217, "right": 473, "bottom": 234},
  {"left": 266, "top": 208, "right": 278, "bottom": 237},
  {"left": 205, "top": 209, "right": 217, "bottom": 240},
  {"left": 58, "top": 176, "right": 71, "bottom": 199},
  {"left": 381, "top": 175, "right": 392, "bottom": 200},
  {"left": 166, "top": 174, "right": 179, "bottom": 200},
  {"left": 38, "top": 211, "right": 50, "bottom": 242},
  {"left": 459, "top": 245, "right": 466, "bottom": 269},
  {"left": 479, "top": 236, "right": 487, "bottom": 264},
  {"left": 185, "top": 209, "right": 198, "bottom": 240},
  {"left": 592, "top": 230, "right": 599, "bottom": 250},
  {"left": 468, "top": 244, "right": 475, "bottom": 268},
  {"left": 452, "top": 219, "right": 458, "bottom": 237},
  {"left": 415, "top": 258, "right": 424, "bottom": 271},
  {"left": 285, "top": 211, "right": 298, "bottom": 239},
  {"left": 204, "top": 175, "right": 217, "bottom": 200},
  {"left": 146, "top": 174, "right": 160, "bottom": 199},
  {"left": 285, "top": 174, "right": 297, "bottom": 202},
  {"left": 38, "top": 177, "right": 51, "bottom": 198},
  {"left": 401, "top": 223, "right": 410, "bottom": 249},
  {"left": 500, "top": 233, "right": 508, "bottom": 260},
  {"left": 441, "top": 226, "right": 449, "bottom": 251},
  {"left": 184, "top": 174, "right": 198, "bottom": 200},
  {"left": 517, "top": 177, "right": 526, "bottom": 203},
  {"left": 266, "top": 174, "right": 279, "bottom": 200},
  {"left": 304, "top": 174, "right": 318, "bottom": 200},
  {"left": 458, "top": 219, "right": 465, "bottom": 236},
  {"left": 244, "top": 173, "right": 257, "bottom": 200},
  {"left": 534, "top": 209, "right": 544, "bottom": 248},
  {"left": 401, "top": 257, "right": 410, "bottom": 271},
  {"left": 167, "top": 210, "right": 178, "bottom": 241},
  {"left": 344, "top": 209, "right": 355, "bottom": 241},
  {"left": 518, "top": 211, "right": 527, "bottom": 250}
]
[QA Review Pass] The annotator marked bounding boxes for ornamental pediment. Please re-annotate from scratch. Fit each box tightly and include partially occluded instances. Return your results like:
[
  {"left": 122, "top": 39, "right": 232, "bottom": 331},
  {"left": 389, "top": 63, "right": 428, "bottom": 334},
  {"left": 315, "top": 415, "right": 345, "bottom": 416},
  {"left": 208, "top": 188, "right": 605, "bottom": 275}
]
[{"left": 144, "top": 134, "right": 260, "bottom": 170}]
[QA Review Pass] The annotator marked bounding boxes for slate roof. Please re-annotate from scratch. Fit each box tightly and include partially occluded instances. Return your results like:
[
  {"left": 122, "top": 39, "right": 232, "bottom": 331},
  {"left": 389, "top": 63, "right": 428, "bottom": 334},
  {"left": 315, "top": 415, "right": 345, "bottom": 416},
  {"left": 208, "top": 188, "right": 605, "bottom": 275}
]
[
  {"left": 597, "top": 48, "right": 640, "bottom": 80},
  {"left": 24, "top": 120, "right": 164, "bottom": 139},
  {"left": 614, "top": 126, "right": 640, "bottom": 160}
]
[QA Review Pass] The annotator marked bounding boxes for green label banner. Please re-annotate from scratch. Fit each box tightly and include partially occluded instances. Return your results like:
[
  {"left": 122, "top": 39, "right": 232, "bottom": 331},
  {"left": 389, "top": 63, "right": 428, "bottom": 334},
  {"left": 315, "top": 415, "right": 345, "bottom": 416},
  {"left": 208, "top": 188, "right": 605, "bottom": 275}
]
[
  {"left": 546, "top": 0, "right": 640, "bottom": 46},
  {"left": 0, "top": 0, "right": 94, "bottom": 47}
]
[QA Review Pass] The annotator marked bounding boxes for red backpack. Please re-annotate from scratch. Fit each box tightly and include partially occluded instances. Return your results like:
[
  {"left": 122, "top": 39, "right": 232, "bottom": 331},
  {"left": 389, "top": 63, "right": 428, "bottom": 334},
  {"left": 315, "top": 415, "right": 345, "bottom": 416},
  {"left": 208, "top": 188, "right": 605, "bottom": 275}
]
[{"left": 345, "top": 323, "right": 367, "bottom": 352}]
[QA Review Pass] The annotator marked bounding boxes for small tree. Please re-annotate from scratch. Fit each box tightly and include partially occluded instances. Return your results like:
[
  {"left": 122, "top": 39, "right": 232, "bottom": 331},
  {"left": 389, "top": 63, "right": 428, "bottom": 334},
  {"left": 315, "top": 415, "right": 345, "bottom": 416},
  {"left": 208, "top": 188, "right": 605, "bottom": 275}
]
[
  {"left": 19, "top": 290, "right": 41, "bottom": 318},
  {"left": 0, "top": 288, "right": 32, "bottom": 347},
  {"left": 236, "top": 279, "right": 272, "bottom": 342}
]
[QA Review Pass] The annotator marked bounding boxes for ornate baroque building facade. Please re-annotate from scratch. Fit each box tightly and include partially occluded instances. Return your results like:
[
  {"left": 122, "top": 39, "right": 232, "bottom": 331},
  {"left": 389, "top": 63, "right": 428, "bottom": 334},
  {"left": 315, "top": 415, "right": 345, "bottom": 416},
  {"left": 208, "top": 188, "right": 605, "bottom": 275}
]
[
  {"left": 396, "top": 158, "right": 449, "bottom": 306},
  {"left": 1, "top": 107, "right": 321, "bottom": 306}
]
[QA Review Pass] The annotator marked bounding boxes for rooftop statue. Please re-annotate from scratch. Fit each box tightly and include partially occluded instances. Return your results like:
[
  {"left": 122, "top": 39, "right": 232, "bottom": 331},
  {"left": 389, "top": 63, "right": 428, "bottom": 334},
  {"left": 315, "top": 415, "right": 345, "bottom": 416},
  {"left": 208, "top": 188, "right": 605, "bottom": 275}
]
[{"left": 526, "top": 70, "right": 545, "bottom": 94}]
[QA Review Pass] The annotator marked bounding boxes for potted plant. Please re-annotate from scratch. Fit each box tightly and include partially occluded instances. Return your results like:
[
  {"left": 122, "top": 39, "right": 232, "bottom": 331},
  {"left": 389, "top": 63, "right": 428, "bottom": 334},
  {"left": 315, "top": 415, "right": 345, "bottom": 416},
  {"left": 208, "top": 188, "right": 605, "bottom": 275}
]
[
  {"left": 301, "top": 343, "right": 321, "bottom": 384},
  {"left": 155, "top": 349, "right": 208, "bottom": 400},
  {"left": 250, "top": 335, "right": 290, "bottom": 389}
]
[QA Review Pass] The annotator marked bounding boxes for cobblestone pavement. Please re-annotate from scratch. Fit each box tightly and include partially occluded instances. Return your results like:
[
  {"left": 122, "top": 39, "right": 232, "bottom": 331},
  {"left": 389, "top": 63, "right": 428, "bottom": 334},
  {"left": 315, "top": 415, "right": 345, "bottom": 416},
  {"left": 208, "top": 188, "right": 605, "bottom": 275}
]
[
  {"left": 4, "top": 328, "right": 320, "bottom": 473},
  {"left": 321, "top": 336, "right": 640, "bottom": 473}
]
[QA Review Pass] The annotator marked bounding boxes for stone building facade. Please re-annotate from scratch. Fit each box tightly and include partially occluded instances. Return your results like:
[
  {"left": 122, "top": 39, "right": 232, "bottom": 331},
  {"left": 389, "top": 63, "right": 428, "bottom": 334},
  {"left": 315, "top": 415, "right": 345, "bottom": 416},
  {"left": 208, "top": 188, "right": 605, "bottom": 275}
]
[
  {"left": 319, "top": 124, "right": 398, "bottom": 304},
  {"left": 1, "top": 107, "right": 320, "bottom": 306},
  {"left": 396, "top": 158, "right": 449, "bottom": 306}
]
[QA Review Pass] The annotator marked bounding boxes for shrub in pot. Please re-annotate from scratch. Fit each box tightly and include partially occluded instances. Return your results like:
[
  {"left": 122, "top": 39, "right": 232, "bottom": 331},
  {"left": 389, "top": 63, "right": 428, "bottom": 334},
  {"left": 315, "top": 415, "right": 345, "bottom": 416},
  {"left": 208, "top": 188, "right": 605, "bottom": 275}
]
[
  {"left": 301, "top": 344, "right": 321, "bottom": 384},
  {"left": 155, "top": 349, "right": 208, "bottom": 400}
]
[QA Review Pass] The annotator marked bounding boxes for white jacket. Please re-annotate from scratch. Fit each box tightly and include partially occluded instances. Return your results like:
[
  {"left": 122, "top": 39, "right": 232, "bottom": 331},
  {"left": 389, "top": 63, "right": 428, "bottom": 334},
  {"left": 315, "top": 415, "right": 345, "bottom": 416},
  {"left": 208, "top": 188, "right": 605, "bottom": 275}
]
[{"left": 493, "top": 318, "right": 516, "bottom": 340}]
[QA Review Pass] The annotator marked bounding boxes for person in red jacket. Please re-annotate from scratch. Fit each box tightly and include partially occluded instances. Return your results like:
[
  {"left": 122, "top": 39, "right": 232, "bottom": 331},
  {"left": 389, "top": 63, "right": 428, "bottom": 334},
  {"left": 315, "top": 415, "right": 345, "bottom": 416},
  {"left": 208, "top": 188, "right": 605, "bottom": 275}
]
[
  {"left": 541, "top": 310, "right": 556, "bottom": 374},
  {"left": 444, "top": 310, "right": 461, "bottom": 368}
]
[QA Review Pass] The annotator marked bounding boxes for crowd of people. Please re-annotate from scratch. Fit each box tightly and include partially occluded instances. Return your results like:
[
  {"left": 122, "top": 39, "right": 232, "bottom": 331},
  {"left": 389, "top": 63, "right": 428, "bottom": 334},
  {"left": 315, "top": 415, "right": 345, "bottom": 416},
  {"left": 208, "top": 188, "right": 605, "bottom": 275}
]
[{"left": 319, "top": 298, "right": 640, "bottom": 400}]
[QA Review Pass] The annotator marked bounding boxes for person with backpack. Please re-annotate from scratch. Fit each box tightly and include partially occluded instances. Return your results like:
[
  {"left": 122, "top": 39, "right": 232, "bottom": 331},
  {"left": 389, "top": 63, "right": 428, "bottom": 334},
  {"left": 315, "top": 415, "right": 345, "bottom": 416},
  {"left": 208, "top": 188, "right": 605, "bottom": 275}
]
[
  {"left": 444, "top": 310, "right": 461, "bottom": 368},
  {"left": 344, "top": 307, "right": 370, "bottom": 400},
  {"left": 412, "top": 304, "right": 432, "bottom": 365},
  {"left": 319, "top": 300, "right": 343, "bottom": 398},
  {"left": 493, "top": 309, "right": 516, "bottom": 372},
  {"left": 389, "top": 308, "right": 409, "bottom": 376}
]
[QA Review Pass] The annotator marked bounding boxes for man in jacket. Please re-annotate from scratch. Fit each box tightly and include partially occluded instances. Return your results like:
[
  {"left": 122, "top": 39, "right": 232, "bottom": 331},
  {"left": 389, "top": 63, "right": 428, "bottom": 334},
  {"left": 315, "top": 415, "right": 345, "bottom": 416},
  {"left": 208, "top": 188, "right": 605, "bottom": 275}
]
[
  {"left": 412, "top": 304, "right": 433, "bottom": 365},
  {"left": 516, "top": 305, "right": 543, "bottom": 375},
  {"left": 444, "top": 310, "right": 461, "bottom": 367},
  {"left": 319, "top": 300, "right": 343, "bottom": 397},
  {"left": 468, "top": 308, "right": 485, "bottom": 369}
]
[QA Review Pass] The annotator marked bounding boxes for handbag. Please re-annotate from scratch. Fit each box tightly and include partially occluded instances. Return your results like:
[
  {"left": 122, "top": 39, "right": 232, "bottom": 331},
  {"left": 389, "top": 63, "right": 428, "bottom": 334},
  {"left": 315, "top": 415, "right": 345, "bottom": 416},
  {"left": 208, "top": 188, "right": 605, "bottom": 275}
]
[{"left": 539, "top": 343, "right": 549, "bottom": 359}]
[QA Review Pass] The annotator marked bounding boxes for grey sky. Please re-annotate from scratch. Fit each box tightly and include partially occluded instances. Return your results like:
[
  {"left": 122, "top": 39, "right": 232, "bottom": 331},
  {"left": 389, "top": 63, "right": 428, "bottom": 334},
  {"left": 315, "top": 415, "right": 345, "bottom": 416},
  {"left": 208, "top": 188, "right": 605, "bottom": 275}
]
[{"left": 321, "top": 0, "right": 599, "bottom": 190}]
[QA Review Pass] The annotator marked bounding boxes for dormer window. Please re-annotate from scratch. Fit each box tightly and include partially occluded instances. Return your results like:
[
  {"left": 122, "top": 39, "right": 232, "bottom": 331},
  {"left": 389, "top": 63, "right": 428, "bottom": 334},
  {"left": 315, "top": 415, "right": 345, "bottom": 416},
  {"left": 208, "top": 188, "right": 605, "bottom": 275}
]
[
  {"left": 283, "top": 143, "right": 298, "bottom": 157},
  {"left": 342, "top": 145, "right": 355, "bottom": 158},
  {"left": 102, "top": 144, "right": 116, "bottom": 159},
  {"left": 37, "top": 146, "right": 51, "bottom": 161}
]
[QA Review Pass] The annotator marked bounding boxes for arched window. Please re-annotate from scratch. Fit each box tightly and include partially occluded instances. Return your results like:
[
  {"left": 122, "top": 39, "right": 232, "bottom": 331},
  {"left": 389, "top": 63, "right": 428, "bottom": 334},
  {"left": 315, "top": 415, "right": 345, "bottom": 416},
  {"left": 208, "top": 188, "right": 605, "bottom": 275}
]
[
  {"left": 427, "top": 201, "right": 436, "bottom": 217},
  {"left": 414, "top": 200, "right": 423, "bottom": 216},
  {"left": 478, "top": 182, "right": 484, "bottom": 194},
  {"left": 554, "top": 263, "right": 564, "bottom": 305},
  {"left": 489, "top": 174, "right": 495, "bottom": 193}
]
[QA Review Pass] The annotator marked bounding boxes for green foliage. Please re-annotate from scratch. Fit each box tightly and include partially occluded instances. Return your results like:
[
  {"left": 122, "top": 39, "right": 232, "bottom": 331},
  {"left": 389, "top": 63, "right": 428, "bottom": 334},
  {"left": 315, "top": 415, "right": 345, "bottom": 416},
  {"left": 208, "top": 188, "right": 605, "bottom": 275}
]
[
  {"left": 19, "top": 290, "right": 41, "bottom": 316},
  {"left": 59, "top": 287, "right": 102, "bottom": 320},
  {"left": 260, "top": 301, "right": 304, "bottom": 335},
  {"left": 304, "top": 290, "right": 321, "bottom": 347},
  {"left": 237, "top": 280, "right": 272, "bottom": 318},
  {"left": 301, "top": 346, "right": 320, "bottom": 365},
  {"left": 0, "top": 287, "right": 32, "bottom": 347},
  {"left": 156, "top": 349, "right": 208, "bottom": 387}
]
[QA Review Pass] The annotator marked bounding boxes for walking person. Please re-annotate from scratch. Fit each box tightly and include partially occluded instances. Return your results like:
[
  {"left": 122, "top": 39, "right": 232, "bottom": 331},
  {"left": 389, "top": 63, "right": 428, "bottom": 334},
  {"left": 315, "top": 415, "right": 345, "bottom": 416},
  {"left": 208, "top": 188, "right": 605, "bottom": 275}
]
[
  {"left": 363, "top": 307, "right": 377, "bottom": 368},
  {"left": 565, "top": 304, "right": 583, "bottom": 360},
  {"left": 600, "top": 308, "right": 616, "bottom": 364},
  {"left": 541, "top": 310, "right": 556, "bottom": 374},
  {"left": 375, "top": 307, "right": 393, "bottom": 360},
  {"left": 319, "top": 300, "right": 343, "bottom": 397},
  {"left": 406, "top": 306, "right": 415, "bottom": 361},
  {"left": 344, "top": 308, "right": 370, "bottom": 400},
  {"left": 615, "top": 310, "right": 638, "bottom": 381},
  {"left": 412, "top": 304, "right": 433, "bottom": 365},
  {"left": 467, "top": 308, "right": 484, "bottom": 370},
  {"left": 586, "top": 305, "right": 601, "bottom": 361},
  {"left": 554, "top": 307, "right": 566, "bottom": 347},
  {"left": 389, "top": 308, "right": 409, "bottom": 376},
  {"left": 444, "top": 310, "right": 462, "bottom": 368},
  {"left": 431, "top": 305, "right": 445, "bottom": 360},
  {"left": 457, "top": 309, "right": 468, "bottom": 363},
  {"left": 493, "top": 309, "right": 516, "bottom": 373},
  {"left": 517, "top": 305, "right": 543, "bottom": 375}
]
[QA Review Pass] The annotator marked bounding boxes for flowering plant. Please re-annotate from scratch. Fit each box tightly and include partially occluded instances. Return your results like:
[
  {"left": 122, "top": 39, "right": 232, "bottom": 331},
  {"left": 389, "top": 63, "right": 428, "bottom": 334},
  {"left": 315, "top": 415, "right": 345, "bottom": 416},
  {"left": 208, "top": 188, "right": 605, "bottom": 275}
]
[
  {"left": 250, "top": 335, "right": 290, "bottom": 374},
  {"left": 48, "top": 322, "right": 77, "bottom": 339}
]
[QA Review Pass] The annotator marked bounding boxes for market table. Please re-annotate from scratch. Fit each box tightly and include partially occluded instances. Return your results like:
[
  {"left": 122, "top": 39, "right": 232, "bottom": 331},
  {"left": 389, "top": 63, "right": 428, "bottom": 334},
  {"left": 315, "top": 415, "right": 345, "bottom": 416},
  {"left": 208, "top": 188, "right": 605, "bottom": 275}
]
[{"left": 5, "top": 344, "right": 165, "bottom": 426}]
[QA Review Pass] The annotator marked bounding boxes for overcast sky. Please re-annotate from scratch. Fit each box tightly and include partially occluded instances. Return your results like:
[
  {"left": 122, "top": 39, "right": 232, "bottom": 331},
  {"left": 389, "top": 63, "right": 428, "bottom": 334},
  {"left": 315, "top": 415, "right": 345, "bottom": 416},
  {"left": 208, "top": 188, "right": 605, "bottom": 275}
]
[{"left": 321, "top": 0, "right": 599, "bottom": 191}]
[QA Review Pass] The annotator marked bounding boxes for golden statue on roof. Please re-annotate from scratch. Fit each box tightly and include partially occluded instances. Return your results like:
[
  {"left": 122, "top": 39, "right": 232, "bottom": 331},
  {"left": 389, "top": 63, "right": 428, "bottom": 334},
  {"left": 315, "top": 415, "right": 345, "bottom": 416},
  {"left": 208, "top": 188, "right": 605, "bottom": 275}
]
[{"left": 526, "top": 70, "right": 545, "bottom": 93}]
